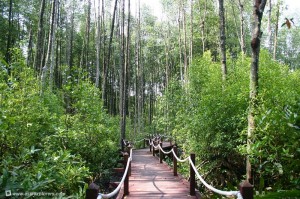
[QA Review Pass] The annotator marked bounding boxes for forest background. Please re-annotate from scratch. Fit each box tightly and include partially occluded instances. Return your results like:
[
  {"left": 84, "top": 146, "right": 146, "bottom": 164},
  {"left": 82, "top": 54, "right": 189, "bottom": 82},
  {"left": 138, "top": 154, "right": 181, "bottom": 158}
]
[{"left": 0, "top": 0, "right": 299, "bottom": 198}]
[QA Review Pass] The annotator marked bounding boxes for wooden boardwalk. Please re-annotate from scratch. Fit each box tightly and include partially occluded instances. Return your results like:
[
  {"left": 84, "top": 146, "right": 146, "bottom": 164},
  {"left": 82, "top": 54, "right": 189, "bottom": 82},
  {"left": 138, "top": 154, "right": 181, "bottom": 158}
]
[{"left": 124, "top": 148, "right": 197, "bottom": 199}]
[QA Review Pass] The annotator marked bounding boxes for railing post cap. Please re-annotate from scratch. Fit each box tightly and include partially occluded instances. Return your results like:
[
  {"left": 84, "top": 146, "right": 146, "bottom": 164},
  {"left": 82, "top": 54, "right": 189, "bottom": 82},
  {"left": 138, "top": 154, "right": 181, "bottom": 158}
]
[
  {"left": 239, "top": 180, "right": 253, "bottom": 188},
  {"left": 124, "top": 152, "right": 129, "bottom": 156},
  {"left": 88, "top": 182, "right": 100, "bottom": 190}
]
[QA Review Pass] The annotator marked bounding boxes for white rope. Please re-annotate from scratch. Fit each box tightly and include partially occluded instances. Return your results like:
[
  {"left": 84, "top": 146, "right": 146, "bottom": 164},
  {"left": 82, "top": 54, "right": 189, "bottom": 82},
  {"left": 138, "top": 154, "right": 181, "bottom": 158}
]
[
  {"left": 152, "top": 143, "right": 160, "bottom": 149},
  {"left": 188, "top": 156, "right": 242, "bottom": 198},
  {"left": 158, "top": 144, "right": 173, "bottom": 155},
  {"left": 172, "top": 150, "right": 190, "bottom": 163},
  {"left": 98, "top": 148, "right": 133, "bottom": 199}
]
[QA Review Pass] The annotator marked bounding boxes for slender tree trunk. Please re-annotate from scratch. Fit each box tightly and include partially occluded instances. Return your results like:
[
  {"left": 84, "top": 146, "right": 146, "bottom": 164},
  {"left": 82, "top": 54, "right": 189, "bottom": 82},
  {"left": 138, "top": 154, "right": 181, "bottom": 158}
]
[
  {"left": 134, "top": 0, "right": 140, "bottom": 136},
  {"left": 238, "top": 0, "right": 246, "bottom": 54},
  {"left": 137, "top": 0, "right": 144, "bottom": 134},
  {"left": 101, "top": 0, "right": 106, "bottom": 89},
  {"left": 182, "top": 2, "right": 188, "bottom": 83},
  {"left": 218, "top": 0, "right": 227, "bottom": 80},
  {"left": 119, "top": 0, "right": 126, "bottom": 148},
  {"left": 178, "top": 4, "right": 183, "bottom": 82},
  {"left": 273, "top": 1, "right": 279, "bottom": 60},
  {"left": 34, "top": 0, "right": 46, "bottom": 74},
  {"left": 41, "top": 0, "right": 57, "bottom": 92},
  {"left": 27, "top": 25, "right": 33, "bottom": 67},
  {"left": 266, "top": 0, "right": 272, "bottom": 50},
  {"left": 49, "top": 0, "right": 58, "bottom": 90},
  {"left": 165, "top": 24, "right": 170, "bottom": 88},
  {"left": 231, "top": 4, "right": 241, "bottom": 49},
  {"left": 5, "top": 0, "right": 13, "bottom": 65},
  {"left": 247, "top": 0, "right": 267, "bottom": 182},
  {"left": 79, "top": 0, "right": 91, "bottom": 79},
  {"left": 190, "top": 0, "right": 193, "bottom": 65},
  {"left": 125, "top": 0, "right": 131, "bottom": 120},
  {"left": 103, "top": 0, "right": 118, "bottom": 107},
  {"left": 95, "top": 0, "right": 102, "bottom": 88},
  {"left": 86, "top": 0, "right": 91, "bottom": 77},
  {"left": 199, "top": 0, "right": 208, "bottom": 54},
  {"left": 68, "top": 5, "right": 74, "bottom": 69}
]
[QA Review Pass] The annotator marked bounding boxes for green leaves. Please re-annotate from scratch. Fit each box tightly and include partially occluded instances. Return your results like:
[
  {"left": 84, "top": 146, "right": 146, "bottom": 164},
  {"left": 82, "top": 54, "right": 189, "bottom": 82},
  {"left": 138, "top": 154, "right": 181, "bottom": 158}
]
[
  {"left": 155, "top": 50, "right": 300, "bottom": 192},
  {"left": 0, "top": 54, "right": 119, "bottom": 196}
]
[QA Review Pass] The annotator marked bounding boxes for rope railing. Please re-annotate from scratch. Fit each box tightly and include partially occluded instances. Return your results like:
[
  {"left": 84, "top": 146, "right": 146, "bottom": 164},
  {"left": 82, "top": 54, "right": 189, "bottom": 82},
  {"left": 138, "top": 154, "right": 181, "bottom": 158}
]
[
  {"left": 98, "top": 148, "right": 132, "bottom": 199},
  {"left": 86, "top": 142, "right": 133, "bottom": 199},
  {"left": 87, "top": 135, "right": 253, "bottom": 199},
  {"left": 149, "top": 135, "right": 246, "bottom": 199}
]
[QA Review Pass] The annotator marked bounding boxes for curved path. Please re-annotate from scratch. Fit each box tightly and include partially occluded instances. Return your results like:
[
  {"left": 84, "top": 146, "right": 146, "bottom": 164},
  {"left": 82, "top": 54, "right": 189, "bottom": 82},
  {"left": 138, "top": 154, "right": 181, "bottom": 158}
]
[{"left": 124, "top": 148, "right": 196, "bottom": 199}]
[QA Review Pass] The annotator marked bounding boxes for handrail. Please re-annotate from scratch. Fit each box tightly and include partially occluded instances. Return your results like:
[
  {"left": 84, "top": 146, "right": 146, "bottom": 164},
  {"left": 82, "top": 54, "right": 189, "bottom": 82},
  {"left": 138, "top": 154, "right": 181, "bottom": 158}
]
[
  {"left": 149, "top": 136, "right": 243, "bottom": 199},
  {"left": 97, "top": 147, "right": 133, "bottom": 199}
]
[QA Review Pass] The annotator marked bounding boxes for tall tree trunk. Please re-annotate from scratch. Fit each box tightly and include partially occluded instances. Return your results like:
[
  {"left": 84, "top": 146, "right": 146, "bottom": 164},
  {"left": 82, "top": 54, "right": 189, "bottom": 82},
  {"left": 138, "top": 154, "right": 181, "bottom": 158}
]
[
  {"left": 182, "top": 1, "right": 188, "bottom": 83},
  {"left": 199, "top": 0, "right": 208, "bottom": 54},
  {"left": 190, "top": 0, "right": 193, "bottom": 65},
  {"left": 218, "top": 0, "right": 227, "bottom": 80},
  {"left": 137, "top": 0, "right": 144, "bottom": 134},
  {"left": 95, "top": 0, "right": 102, "bottom": 88},
  {"left": 238, "top": 0, "right": 246, "bottom": 54},
  {"left": 27, "top": 25, "right": 33, "bottom": 67},
  {"left": 165, "top": 24, "right": 170, "bottom": 88},
  {"left": 101, "top": 0, "right": 106, "bottom": 89},
  {"left": 247, "top": 0, "right": 267, "bottom": 182},
  {"left": 119, "top": 0, "right": 126, "bottom": 149},
  {"left": 68, "top": 4, "right": 74, "bottom": 69},
  {"left": 34, "top": 0, "right": 46, "bottom": 74},
  {"left": 80, "top": 0, "right": 91, "bottom": 78},
  {"left": 125, "top": 0, "right": 131, "bottom": 119},
  {"left": 49, "top": 0, "right": 58, "bottom": 90},
  {"left": 5, "top": 0, "right": 13, "bottom": 66},
  {"left": 41, "top": 0, "right": 57, "bottom": 92},
  {"left": 134, "top": 0, "right": 140, "bottom": 136},
  {"left": 102, "top": 0, "right": 118, "bottom": 107},
  {"left": 266, "top": 0, "right": 272, "bottom": 51},
  {"left": 178, "top": 4, "right": 183, "bottom": 82},
  {"left": 273, "top": 1, "right": 280, "bottom": 60}
]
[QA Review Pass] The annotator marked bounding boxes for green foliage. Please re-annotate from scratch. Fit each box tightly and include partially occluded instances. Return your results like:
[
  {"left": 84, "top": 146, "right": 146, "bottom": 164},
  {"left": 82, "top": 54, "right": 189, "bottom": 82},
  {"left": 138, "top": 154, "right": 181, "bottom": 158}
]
[
  {"left": 154, "top": 50, "right": 300, "bottom": 194},
  {"left": 0, "top": 51, "right": 120, "bottom": 197},
  {"left": 254, "top": 190, "right": 300, "bottom": 199},
  {"left": 248, "top": 51, "right": 300, "bottom": 190}
]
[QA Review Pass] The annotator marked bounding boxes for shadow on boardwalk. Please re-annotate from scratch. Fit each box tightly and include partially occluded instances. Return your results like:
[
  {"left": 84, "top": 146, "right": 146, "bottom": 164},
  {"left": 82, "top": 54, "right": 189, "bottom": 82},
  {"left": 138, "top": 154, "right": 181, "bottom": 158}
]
[{"left": 124, "top": 148, "right": 197, "bottom": 199}]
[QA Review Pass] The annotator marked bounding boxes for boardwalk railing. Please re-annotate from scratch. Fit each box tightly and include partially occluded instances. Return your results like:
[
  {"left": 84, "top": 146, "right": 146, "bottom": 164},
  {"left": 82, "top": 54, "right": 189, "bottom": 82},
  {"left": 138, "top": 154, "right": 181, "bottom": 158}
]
[
  {"left": 86, "top": 140, "right": 133, "bottom": 199},
  {"left": 86, "top": 135, "right": 253, "bottom": 199},
  {"left": 147, "top": 135, "right": 253, "bottom": 199}
]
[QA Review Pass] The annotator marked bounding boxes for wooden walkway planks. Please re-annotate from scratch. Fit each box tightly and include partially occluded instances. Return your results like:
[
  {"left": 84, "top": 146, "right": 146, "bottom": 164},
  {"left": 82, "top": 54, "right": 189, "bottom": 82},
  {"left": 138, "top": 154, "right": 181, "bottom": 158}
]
[{"left": 124, "top": 148, "right": 196, "bottom": 199}]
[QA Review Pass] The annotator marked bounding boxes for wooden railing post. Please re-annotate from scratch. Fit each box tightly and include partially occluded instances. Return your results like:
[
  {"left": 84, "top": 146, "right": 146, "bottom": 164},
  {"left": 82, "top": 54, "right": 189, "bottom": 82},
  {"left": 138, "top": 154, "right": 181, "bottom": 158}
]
[
  {"left": 173, "top": 145, "right": 178, "bottom": 176},
  {"left": 159, "top": 142, "right": 163, "bottom": 163},
  {"left": 124, "top": 152, "right": 129, "bottom": 196},
  {"left": 121, "top": 138, "right": 125, "bottom": 152},
  {"left": 190, "top": 153, "right": 196, "bottom": 196},
  {"left": 86, "top": 183, "right": 99, "bottom": 199},
  {"left": 127, "top": 145, "right": 132, "bottom": 176},
  {"left": 152, "top": 141, "right": 155, "bottom": 156},
  {"left": 239, "top": 180, "right": 253, "bottom": 199}
]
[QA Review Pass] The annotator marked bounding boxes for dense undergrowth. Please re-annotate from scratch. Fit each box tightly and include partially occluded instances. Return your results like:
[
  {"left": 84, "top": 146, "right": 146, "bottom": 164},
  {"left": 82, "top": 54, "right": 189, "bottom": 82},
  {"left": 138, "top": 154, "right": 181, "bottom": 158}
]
[
  {"left": 154, "top": 51, "right": 300, "bottom": 196},
  {"left": 0, "top": 51, "right": 120, "bottom": 198}
]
